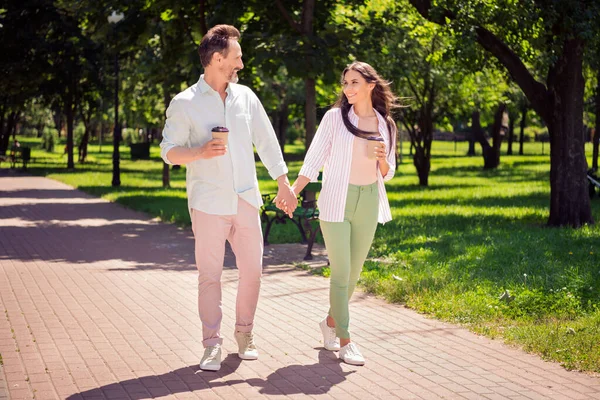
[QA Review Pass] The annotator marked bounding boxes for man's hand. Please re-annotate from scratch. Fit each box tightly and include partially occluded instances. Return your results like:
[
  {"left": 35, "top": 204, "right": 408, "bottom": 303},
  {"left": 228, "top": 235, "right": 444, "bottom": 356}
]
[
  {"left": 198, "top": 139, "right": 227, "bottom": 159},
  {"left": 274, "top": 175, "right": 298, "bottom": 218}
]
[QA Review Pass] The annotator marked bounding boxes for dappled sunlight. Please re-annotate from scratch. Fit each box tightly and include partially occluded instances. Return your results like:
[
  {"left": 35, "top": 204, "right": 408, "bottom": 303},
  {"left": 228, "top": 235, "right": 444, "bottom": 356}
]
[{"left": 46, "top": 218, "right": 157, "bottom": 227}]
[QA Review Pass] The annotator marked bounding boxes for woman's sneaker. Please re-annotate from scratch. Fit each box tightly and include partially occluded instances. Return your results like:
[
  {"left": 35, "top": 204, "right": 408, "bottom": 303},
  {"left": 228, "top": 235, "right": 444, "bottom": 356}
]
[
  {"left": 339, "top": 342, "right": 365, "bottom": 366},
  {"left": 199, "top": 345, "right": 222, "bottom": 371},
  {"left": 319, "top": 317, "right": 340, "bottom": 351}
]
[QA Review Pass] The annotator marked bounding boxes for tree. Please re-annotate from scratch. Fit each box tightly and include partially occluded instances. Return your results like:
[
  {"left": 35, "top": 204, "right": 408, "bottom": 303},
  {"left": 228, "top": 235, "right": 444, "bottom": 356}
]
[
  {"left": 472, "top": 102, "right": 508, "bottom": 169},
  {"left": 250, "top": 66, "right": 306, "bottom": 155},
  {"left": 408, "top": 0, "right": 599, "bottom": 227},
  {"left": 0, "top": 0, "right": 57, "bottom": 155},
  {"left": 584, "top": 35, "right": 600, "bottom": 171},
  {"left": 594, "top": 71, "right": 600, "bottom": 171},
  {"left": 239, "top": 0, "right": 357, "bottom": 150}
]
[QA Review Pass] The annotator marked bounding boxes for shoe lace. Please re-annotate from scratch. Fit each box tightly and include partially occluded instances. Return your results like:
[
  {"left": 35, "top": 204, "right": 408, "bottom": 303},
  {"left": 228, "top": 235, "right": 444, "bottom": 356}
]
[
  {"left": 207, "top": 346, "right": 220, "bottom": 359},
  {"left": 242, "top": 332, "right": 256, "bottom": 349},
  {"left": 345, "top": 343, "right": 359, "bottom": 357},
  {"left": 328, "top": 325, "right": 337, "bottom": 337}
]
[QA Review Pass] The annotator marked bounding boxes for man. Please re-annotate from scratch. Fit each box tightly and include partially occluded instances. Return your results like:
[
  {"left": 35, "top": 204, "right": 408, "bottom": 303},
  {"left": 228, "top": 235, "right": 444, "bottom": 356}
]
[{"left": 160, "top": 24, "right": 297, "bottom": 371}]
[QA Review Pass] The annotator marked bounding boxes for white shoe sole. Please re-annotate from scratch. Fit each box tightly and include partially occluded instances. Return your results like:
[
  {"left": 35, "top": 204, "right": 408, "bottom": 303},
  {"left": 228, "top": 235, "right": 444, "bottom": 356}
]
[
  {"left": 199, "top": 363, "right": 221, "bottom": 371},
  {"left": 238, "top": 352, "right": 259, "bottom": 360},
  {"left": 341, "top": 357, "right": 365, "bottom": 366},
  {"left": 324, "top": 343, "right": 340, "bottom": 351}
]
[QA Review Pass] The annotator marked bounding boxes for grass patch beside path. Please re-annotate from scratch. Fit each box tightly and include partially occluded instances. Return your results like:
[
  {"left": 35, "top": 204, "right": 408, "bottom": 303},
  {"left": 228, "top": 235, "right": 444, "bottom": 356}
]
[{"left": 10, "top": 136, "right": 600, "bottom": 373}]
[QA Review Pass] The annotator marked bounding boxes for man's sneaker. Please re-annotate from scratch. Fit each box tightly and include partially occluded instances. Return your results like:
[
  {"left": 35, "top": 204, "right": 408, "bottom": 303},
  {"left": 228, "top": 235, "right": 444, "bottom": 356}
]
[
  {"left": 339, "top": 342, "right": 365, "bottom": 366},
  {"left": 199, "top": 345, "right": 222, "bottom": 371},
  {"left": 234, "top": 330, "right": 259, "bottom": 360},
  {"left": 319, "top": 317, "right": 340, "bottom": 351}
]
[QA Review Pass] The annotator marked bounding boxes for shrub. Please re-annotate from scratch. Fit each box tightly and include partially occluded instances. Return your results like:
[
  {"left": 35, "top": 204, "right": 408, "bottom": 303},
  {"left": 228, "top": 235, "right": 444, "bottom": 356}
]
[{"left": 41, "top": 126, "right": 59, "bottom": 152}]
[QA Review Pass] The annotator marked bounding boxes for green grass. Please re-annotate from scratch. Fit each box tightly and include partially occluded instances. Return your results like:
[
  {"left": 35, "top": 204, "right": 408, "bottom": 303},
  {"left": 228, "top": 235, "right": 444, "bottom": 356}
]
[{"left": 9, "top": 136, "right": 600, "bottom": 373}]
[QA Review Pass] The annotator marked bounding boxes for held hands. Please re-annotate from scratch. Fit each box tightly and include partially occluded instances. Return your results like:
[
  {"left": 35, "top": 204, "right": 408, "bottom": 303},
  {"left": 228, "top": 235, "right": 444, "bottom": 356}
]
[{"left": 274, "top": 178, "right": 298, "bottom": 218}]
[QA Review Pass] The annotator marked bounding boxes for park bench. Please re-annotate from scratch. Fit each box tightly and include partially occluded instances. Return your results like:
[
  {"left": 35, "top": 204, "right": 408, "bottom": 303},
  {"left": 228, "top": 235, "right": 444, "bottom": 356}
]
[
  {"left": 0, "top": 146, "right": 31, "bottom": 170},
  {"left": 588, "top": 169, "right": 600, "bottom": 198},
  {"left": 261, "top": 173, "right": 322, "bottom": 261}
]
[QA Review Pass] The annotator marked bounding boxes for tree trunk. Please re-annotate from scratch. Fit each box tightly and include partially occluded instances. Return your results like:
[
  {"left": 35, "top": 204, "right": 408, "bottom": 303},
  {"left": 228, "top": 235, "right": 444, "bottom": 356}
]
[
  {"left": 162, "top": 86, "right": 171, "bottom": 188},
  {"left": 65, "top": 102, "right": 75, "bottom": 169},
  {"left": 593, "top": 70, "right": 600, "bottom": 171},
  {"left": 79, "top": 129, "right": 89, "bottom": 163},
  {"left": 3, "top": 111, "right": 19, "bottom": 153},
  {"left": 52, "top": 106, "right": 63, "bottom": 138},
  {"left": 471, "top": 110, "right": 493, "bottom": 168},
  {"left": 79, "top": 108, "right": 92, "bottom": 163},
  {"left": 489, "top": 103, "right": 507, "bottom": 168},
  {"left": 278, "top": 101, "right": 289, "bottom": 156},
  {"left": 547, "top": 38, "right": 592, "bottom": 227},
  {"left": 507, "top": 111, "right": 515, "bottom": 155},
  {"left": 0, "top": 101, "right": 6, "bottom": 155},
  {"left": 1, "top": 109, "right": 18, "bottom": 156},
  {"left": 411, "top": 107, "right": 433, "bottom": 186},
  {"left": 413, "top": 146, "right": 430, "bottom": 186},
  {"left": 467, "top": 132, "right": 476, "bottom": 156},
  {"left": 199, "top": 0, "right": 208, "bottom": 35},
  {"left": 10, "top": 112, "right": 20, "bottom": 140},
  {"left": 304, "top": 78, "right": 316, "bottom": 149},
  {"left": 519, "top": 104, "right": 527, "bottom": 156},
  {"left": 472, "top": 104, "right": 506, "bottom": 169}
]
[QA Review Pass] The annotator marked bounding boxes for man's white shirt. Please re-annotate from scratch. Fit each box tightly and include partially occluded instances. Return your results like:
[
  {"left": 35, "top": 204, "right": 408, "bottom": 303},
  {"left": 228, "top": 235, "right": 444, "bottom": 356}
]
[{"left": 160, "top": 75, "right": 288, "bottom": 215}]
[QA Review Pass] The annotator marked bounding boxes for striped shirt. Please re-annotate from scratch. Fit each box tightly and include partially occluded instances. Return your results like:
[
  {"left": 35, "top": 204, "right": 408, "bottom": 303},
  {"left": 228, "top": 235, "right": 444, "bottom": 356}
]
[{"left": 298, "top": 106, "right": 396, "bottom": 224}]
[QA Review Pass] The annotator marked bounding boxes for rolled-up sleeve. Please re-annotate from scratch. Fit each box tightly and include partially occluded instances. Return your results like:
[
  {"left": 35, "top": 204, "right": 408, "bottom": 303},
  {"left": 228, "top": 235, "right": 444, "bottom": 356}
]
[
  {"left": 250, "top": 93, "right": 288, "bottom": 180},
  {"left": 299, "top": 110, "right": 334, "bottom": 182},
  {"left": 160, "top": 98, "right": 191, "bottom": 165},
  {"left": 383, "top": 122, "right": 397, "bottom": 182}
]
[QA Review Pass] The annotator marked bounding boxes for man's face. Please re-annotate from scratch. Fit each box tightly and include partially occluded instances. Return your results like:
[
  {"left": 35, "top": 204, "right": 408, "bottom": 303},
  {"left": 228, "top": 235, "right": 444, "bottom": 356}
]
[{"left": 218, "top": 39, "right": 244, "bottom": 83}]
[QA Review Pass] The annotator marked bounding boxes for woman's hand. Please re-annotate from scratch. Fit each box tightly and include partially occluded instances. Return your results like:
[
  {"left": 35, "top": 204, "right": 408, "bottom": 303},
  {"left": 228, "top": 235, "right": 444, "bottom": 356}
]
[
  {"left": 376, "top": 142, "right": 390, "bottom": 177},
  {"left": 375, "top": 142, "right": 387, "bottom": 162}
]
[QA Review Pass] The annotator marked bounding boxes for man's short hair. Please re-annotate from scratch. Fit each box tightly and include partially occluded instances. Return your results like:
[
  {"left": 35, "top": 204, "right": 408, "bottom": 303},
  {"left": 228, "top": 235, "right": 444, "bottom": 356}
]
[{"left": 198, "top": 25, "right": 241, "bottom": 68}]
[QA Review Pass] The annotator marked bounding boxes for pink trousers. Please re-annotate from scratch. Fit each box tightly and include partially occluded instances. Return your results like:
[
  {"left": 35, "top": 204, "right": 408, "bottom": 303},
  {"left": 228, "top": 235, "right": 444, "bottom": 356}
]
[{"left": 191, "top": 199, "right": 263, "bottom": 347}]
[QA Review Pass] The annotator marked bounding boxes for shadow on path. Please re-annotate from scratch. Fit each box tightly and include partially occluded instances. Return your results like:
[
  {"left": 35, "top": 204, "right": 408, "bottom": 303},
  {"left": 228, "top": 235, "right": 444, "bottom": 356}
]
[{"left": 66, "top": 350, "right": 353, "bottom": 399}]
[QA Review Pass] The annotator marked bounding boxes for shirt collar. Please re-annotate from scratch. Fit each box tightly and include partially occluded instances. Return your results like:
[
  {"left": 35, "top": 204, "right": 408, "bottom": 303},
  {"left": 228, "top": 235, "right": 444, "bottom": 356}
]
[
  {"left": 348, "top": 105, "right": 359, "bottom": 126},
  {"left": 197, "top": 74, "right": 233, "bottom": 96}
]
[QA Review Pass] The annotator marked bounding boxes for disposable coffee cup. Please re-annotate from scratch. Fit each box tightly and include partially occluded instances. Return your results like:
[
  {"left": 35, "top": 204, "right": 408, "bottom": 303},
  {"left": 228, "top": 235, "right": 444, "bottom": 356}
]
[
  {"left": 211, "top": 126, "right": 229, "bottom": 145},
  {"left": 366, "top": 136, "right": 384, "bottom": 160}
]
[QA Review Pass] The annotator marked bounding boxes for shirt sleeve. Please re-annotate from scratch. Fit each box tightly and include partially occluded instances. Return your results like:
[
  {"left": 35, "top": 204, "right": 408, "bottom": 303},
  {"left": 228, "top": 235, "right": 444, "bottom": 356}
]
[
  {"left": 298, "top": 110, "right": 334, "bottom": 182},
  {"left": 160, "top": 98, "right": 191, "bottom": 165},
  {"left": 250, "top": 92, "right": 288, "bottom": 180},
  {"left": 383, "top": 121, "right": 397, "bottom": 182}
]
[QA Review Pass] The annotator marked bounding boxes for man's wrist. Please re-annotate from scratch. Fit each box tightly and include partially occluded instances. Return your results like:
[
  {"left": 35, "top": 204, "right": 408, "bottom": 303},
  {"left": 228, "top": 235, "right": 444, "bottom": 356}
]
[
  {"left": 193, "top": 146, "right": 205, "bottom": 160},
  {"left": 276, "top": 174, "right": 290, "bottom": 186}
]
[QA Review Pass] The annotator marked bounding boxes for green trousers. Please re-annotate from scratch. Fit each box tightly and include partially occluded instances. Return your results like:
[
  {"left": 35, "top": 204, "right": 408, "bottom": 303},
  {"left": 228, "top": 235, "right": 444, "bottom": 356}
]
[{"left": 320, "top": 182, "right": 379, "bottom": 339}]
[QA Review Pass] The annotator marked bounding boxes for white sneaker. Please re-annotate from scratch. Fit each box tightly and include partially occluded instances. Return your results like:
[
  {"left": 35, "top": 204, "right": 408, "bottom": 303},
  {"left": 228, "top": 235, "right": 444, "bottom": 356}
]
[
  {"left": 199, "top": 345, "right": 222, "bottom": 371},
  {"left": 234, "top": 330, "right": 259, "bottom": 360},
  {"left": 319, "top": 317, "right": 340, "bottom": 351},
  {"left": 339, "top": 342, "right": 365, "bottom": 366}
]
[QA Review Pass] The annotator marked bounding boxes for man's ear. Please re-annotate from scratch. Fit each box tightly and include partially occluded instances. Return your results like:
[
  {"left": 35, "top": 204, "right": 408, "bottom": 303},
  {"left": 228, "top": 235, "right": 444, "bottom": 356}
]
[{"left": 211, "top": 51, "right": 222, "bottom": 65}]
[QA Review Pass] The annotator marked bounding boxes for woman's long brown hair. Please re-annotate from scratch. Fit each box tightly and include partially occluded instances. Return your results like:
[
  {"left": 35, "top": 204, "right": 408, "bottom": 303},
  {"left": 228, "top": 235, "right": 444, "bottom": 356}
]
[{"left": 333, "top": 61, "right": 399, "bottom": 156}]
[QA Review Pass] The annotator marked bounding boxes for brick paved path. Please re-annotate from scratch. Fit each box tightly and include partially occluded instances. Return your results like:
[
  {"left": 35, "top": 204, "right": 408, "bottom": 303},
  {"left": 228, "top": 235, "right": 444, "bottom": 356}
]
[{"left": 1, "top": 172, "right": 599, "bottom": 400}]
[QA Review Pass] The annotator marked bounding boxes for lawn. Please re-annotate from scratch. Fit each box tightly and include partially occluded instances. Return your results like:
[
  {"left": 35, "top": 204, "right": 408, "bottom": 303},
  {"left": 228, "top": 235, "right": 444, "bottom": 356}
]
[{"left": 8, "top": 136, "right": 600, "bottom": 373}]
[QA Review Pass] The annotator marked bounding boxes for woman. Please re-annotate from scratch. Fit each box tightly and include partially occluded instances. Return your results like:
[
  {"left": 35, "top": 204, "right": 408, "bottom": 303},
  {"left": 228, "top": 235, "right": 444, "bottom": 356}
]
[{"left": 286, "top": 61, "right": 397, "bottom": 365}]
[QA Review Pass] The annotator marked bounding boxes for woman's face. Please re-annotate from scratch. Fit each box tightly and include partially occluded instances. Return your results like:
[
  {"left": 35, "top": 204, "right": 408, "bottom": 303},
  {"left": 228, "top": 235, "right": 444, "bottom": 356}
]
[{"left": 342, "top": 69, "right": 374, "bottom": 105}]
